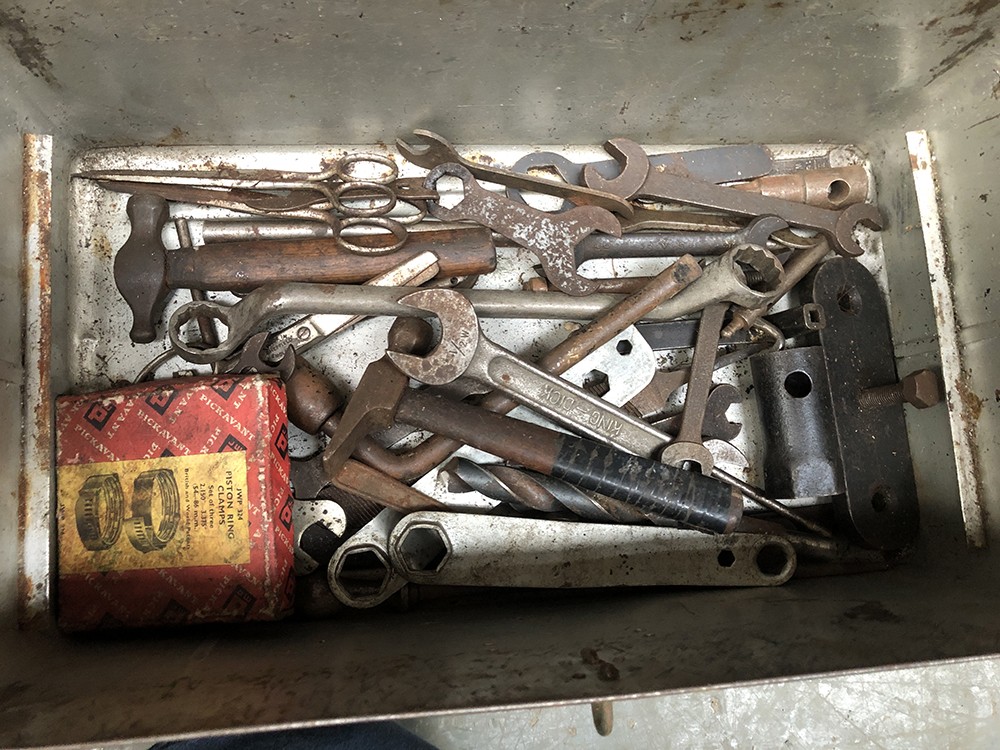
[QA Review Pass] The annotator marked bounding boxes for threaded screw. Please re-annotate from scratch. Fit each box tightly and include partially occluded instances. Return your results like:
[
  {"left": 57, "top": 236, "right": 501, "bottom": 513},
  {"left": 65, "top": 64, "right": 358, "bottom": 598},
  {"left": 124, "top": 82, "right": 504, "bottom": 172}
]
[
  {"left": 858, "top": 383, "right": 905, "bottom": 409},
  {"left": 859, "top": 369, "right": 941, "bottom": 410}
]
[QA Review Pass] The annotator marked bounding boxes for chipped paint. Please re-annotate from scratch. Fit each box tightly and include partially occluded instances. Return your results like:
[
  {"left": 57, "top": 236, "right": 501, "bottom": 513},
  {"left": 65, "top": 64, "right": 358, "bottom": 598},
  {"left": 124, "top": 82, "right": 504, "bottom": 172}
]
[
  {"left": 18, "top": 133, "right": 55, "bottom": 625},
  {"left": 906, "top": 130, "right": 989, "bottom": 548}
]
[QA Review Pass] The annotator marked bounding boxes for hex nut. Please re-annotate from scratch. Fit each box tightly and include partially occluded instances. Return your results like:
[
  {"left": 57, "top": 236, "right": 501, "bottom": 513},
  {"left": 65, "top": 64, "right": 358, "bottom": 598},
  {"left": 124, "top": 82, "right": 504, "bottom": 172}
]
[{"left": 902, "top": 368, "right": 942, "bottom": 409}]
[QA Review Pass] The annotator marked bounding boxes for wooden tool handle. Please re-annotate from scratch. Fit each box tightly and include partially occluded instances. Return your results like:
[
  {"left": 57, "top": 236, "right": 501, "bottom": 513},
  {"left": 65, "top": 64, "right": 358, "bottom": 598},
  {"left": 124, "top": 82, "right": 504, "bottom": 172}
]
[{"left": 167, "top": 227, "right": 497, "bottom": 291}]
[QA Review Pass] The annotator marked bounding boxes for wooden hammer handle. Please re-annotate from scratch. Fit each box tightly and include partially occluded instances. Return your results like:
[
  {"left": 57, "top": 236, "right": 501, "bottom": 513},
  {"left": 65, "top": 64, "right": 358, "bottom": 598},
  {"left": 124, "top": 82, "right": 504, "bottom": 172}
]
[{"left": 167, "top": 227, "right": 497, "bottom": 292}]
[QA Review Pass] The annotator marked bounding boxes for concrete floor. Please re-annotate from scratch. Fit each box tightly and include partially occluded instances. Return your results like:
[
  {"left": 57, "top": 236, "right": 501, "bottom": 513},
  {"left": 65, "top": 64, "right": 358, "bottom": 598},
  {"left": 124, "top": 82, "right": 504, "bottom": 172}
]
[
  {"left": 81, "top": 656, "right": 1000, "bottom": 748},
  {"left": 400, "top": 656, "right": 1000, "bottom": 749}
]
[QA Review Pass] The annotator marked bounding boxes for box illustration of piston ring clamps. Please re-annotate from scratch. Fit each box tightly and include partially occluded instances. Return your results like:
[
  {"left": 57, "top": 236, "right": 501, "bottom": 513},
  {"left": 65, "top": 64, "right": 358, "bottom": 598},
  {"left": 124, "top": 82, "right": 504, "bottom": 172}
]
[{"left": 54, "top": 374, "right": 295, "bottom": 630}]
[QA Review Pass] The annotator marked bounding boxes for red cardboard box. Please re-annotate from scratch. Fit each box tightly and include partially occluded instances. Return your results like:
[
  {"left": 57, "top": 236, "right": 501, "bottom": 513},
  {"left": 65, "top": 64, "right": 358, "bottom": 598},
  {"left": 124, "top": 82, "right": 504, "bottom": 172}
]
[{"left": 55, "top": 374, "right": 295, "bottom": 630}]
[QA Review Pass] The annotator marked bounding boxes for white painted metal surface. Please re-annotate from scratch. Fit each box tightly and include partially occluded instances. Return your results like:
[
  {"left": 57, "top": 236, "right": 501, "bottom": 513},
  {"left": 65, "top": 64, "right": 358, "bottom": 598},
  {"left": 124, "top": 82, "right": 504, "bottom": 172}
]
[
  {"left": 907, "top": 129, "right": 988, "bottom": 549},
  {"left": 18, "top": 134, "right": 54, "bottom": 626}
]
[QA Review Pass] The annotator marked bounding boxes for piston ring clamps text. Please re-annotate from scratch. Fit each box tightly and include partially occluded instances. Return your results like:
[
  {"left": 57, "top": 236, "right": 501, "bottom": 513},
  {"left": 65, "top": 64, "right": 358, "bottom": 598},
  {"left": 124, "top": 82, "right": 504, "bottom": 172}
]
[
  {"left": 125, "top": 469, "right": 181, "bottom": 553},
  {"left": 75, "top": 473, "right": 126, "bottom": 551}
]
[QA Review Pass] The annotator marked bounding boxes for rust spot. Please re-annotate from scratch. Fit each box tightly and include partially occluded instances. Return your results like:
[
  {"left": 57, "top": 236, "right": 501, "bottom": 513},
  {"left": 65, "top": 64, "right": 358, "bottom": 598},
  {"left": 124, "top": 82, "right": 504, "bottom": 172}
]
[
  {"left": 580, "top": 647, "right": 600, "bottom": 665},
  {"left": 0, "top": 5, "right": 57, "bottom": 87},
  {"left": 963, "top": 0, "right": 1000, "bottom": 17},
  {"left": 156, "top": 126, "right": 189, "bottom": 146},
  {"left": 581, "top": 647, "right": 620, "bottom": 681},
  {"left": 90, "top": 233, "right": 114, "bottom": 260},
  {"left": 954, "top": 369, "right": 984, "bottom": 422},
  {"left": 18, "top": 136, "right": 54, "bottom": 627},
  {"left": 597, "top": 661, "right": 621, "bottom": 681}
]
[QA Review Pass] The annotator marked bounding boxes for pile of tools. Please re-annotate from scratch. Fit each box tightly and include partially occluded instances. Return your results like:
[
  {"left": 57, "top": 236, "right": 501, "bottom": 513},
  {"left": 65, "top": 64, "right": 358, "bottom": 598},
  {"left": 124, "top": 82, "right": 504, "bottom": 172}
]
[{"left": 77, "top": 131, "right": 941, "bottom": 612}]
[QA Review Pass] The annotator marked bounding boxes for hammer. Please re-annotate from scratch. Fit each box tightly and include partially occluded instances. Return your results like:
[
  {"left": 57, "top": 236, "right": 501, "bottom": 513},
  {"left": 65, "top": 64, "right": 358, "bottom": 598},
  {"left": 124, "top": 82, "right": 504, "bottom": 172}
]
[
  {"left": 323, "top": 320, "right": 742, "bottom": 534},
  {"left": 225, "top": 326, "right": 447, "bottom": 515},
  {"left": 113, "top": 193, "right": 497, "bottom": 343}
]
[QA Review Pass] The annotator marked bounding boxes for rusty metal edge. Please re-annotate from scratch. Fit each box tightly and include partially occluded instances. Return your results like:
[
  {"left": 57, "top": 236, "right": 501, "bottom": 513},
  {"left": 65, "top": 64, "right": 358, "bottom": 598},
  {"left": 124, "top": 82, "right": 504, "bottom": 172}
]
[
  {"left": 905, "top": 129, "right": 988, "bottom": 549},
  {"left": 18, "top": 132, "right": 55, "bottom": 627}
]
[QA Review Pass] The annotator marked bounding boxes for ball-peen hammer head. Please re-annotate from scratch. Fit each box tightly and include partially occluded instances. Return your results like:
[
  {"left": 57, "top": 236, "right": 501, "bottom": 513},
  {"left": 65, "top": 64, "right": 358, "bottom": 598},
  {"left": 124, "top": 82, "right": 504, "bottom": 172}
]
[{"left": 112, "top": 193, "right": 171, "bottom": 344}]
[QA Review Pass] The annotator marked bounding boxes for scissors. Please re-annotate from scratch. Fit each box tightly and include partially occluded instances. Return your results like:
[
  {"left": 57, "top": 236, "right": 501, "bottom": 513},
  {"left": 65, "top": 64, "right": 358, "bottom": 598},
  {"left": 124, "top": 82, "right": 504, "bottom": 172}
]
[{"left": 77, "top": 153, "right": 424, "bottom": 256}]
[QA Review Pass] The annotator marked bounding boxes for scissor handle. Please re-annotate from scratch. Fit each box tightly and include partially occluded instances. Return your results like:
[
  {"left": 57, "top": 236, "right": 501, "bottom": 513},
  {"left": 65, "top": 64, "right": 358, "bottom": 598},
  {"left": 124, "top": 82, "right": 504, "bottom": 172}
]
[
  {"left": 332, "top": 180, "right": 398, "bottom": 217},
  {"left": 334, "top": 153, "right": 398, "bottom": 184},
  {"left": 336, "top": 216, "right": 408, "bottom": 256}
]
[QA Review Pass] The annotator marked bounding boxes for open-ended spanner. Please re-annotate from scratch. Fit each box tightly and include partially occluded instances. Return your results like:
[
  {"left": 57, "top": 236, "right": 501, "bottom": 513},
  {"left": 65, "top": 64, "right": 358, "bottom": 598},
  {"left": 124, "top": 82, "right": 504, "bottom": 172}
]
[
  {"left": 387, "top": 288, "right": 723, "bottom": 465},
  {"left": 582, "top": 138, "right": 882, "bottom": 258},
  {"left": 653, "top": 383, "right": 743, "bottom": 443},
  {"left": 422, "top": 163, "right": 621, "bottom": 296},
  {"left": 168, "top": 245, "right": 781, "bottom": 364},
  {"left": 396, "top": 129, "right": 634, "bottom": 216},
  {"left": 659, "top": 303, "right": 728, "bottom": 475},
  {"left": 260, "top": 250, "right": 441, "bottom": 361},
  {"left": 506, "top": 143, "right": 775, "bottom": 210}
]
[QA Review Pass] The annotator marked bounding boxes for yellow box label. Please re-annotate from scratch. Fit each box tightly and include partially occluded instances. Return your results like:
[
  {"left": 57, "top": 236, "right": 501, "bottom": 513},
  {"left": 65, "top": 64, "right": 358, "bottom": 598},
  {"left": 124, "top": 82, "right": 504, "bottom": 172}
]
[{"left": 57, "top": 452, "right": 250, "bottom": 573}]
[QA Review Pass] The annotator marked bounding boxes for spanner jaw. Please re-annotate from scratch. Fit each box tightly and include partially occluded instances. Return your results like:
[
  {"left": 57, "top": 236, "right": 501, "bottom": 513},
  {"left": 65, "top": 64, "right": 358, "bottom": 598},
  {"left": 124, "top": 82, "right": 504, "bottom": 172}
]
[
  {"left": 395, "top": 129, "right": 456, "bottom": 168},
  {"left": 833, "top": 202, "right": 884, "bottom": 258},
  {"left": 387, "top": 289, "right": 481, "bottom": 385},
  {"left": 581, "top": 138, "right": 650, "bottom": 199}
]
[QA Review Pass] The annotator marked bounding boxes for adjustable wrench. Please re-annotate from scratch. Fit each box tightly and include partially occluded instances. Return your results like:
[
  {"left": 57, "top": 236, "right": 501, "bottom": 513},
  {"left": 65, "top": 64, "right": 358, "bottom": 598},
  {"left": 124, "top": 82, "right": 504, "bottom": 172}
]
[
  {"left": 582, "top": 138, "right": 882, "bottom": 258},
  {"left": 422, "top": 163, "right": 621, "bottom": 296}
]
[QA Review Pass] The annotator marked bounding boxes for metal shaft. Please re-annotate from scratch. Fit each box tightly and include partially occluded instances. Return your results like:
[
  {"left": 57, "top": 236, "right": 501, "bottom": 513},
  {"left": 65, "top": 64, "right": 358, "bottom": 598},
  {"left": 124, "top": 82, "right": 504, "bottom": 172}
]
[
  {"left": 574, "top": 215, "right": 787, "bottom": 263},
  {"left": 389, "top": 512, "right": 796, "bottom": 588},
  {"left": 168, "top": 246, "right": 779, "bottom": 364}
]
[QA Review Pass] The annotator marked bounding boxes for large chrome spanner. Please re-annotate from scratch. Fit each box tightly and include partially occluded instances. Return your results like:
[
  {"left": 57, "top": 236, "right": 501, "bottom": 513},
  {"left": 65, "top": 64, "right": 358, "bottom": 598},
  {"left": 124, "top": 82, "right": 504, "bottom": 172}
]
[{"left": 387, "top": 288, "right": 696, "bottom": 461}]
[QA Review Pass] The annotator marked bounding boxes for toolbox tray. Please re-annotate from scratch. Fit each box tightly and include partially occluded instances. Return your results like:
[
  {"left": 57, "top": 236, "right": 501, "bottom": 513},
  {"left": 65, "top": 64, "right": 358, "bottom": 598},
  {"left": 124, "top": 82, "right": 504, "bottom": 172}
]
[{"left": 2, "top": 2, "right": 998, "bottom": 746}]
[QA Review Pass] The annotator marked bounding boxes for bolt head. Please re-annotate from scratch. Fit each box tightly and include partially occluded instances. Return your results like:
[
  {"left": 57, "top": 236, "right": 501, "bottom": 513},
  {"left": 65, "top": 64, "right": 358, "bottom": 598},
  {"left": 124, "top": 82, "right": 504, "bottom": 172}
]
[
  {"left": 902, "top": 369, "right": 941, "bottom": 409},
  {"left": 523, "top": 277, "right": 549, "bottom": 293}
]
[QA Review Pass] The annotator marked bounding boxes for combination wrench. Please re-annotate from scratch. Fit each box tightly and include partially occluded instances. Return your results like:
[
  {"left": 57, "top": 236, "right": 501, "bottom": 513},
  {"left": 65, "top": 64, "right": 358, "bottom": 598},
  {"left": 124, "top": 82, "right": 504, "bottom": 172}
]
[
  {"left": 582, "top": 138, "right": 882, "bottom": 258},
  {"left": 168, "top": 245, "right": 782, "bottom": 364},
  {"left": 386, "top": 288, "right": 728, "bottom": 464}
]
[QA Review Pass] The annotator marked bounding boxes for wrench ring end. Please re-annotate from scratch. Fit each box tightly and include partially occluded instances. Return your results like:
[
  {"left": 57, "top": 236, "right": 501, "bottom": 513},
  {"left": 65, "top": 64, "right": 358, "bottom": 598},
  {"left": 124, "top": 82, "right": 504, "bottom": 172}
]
[{"left": 168, "top": 301, "right": 242, "bottom": 365}]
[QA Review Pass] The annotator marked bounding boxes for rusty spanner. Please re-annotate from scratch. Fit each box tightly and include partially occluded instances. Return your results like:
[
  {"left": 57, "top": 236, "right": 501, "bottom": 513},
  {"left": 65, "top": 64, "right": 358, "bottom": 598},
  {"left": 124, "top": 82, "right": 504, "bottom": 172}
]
[
  {"left": 506, "top": 142, "right": 775, "bottom": 210},
  {"left": 422, "top": 163, "right": 621, "bottom": 296},
  {"left": 659, "top": 303, "right": 729, "bottom": 475},
  {"left": 583, "top": 138, "right": 883, "bottom": 258},
  {"left": 396, "top": 129, "right": 634, "bottom": 216}
]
